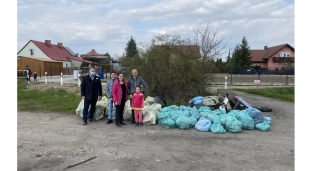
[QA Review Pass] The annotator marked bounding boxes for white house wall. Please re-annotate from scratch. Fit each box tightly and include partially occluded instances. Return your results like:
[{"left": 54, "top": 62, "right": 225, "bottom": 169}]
[
  {"left": 17, "top": 41, "right": 50, "bottom": 59},
  {"left": 62, "top": 62, "right": 72, "bottom": 68},
  {"left": 70, "top": 60, "right": 82, "bottom": 68}
]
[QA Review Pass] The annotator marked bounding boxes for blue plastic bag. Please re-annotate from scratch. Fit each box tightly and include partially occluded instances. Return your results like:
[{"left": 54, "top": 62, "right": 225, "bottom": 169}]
[{"left": 195, "top": 118, "right": 211, "bottom": 132}]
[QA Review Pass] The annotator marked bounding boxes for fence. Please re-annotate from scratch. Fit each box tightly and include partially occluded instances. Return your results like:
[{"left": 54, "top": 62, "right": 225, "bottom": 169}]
[{"left": 217, "top": 66, "right": 295, "bottom": 75}]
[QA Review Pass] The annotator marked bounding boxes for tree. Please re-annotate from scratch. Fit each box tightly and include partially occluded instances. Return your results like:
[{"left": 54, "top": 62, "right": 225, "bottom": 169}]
[
  {"left": 120, "top": 24, "right": 227, "bottom": 103},
  {"left": 125, "top": 36, "right": 139, "bottom": 58},
  {"left": 231, "top": 36, "right": 252, "bottom": 68}
]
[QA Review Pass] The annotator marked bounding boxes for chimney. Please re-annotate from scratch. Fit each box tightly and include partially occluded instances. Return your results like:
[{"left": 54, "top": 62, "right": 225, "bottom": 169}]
[
  {"left": 57, "top": 42, "right": 63, "bottom": 49},
  {"left": 45, "top": 40, "right": 51, "bottom": 47},
  {"left": 264, "top": 45, "right": 268, "bottom": 50}
]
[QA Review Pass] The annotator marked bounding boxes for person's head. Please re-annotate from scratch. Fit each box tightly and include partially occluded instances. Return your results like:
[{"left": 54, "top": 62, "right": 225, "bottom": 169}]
[
  {"left": 110, "top": 71, "right": 116, "bottom": 79},
  {"left": 117, "top": 73, "right": 124, "bottom": 81},
  {"left": 135, "top": 86, "right": 141, "bottom": 93},
  {"left": 132, "top": 69, "right": 138, "bottom": 78},
  {"left": 89, "top": 67, "right": 96, "bottom": 76}
]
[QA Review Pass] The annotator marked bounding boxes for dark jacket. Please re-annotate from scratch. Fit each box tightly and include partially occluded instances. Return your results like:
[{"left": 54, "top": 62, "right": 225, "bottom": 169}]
[
  {"left": 127, "top": 76, "right": 148, "bottom": 95},
  {"left": 81, "top": 74, "right": 103, "bottom": 100}
]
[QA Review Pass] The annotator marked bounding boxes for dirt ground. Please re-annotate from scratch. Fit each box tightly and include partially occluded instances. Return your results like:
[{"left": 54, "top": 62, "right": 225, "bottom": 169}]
[{"left": 17, "top": 84, "right": 294, "bottom": 171}]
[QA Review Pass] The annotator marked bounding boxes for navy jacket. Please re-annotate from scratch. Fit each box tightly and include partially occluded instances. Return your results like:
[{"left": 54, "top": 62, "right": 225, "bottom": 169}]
[{"left": 81, "top": 74, "right": 103, "bottom": 100}]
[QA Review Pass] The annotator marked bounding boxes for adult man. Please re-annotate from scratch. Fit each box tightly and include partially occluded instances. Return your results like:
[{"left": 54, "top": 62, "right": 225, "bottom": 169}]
[
  {"left": 105, "top": 71, "right": 117, "bottom": 124},
  {"left": 80, "top": 67, "right": 103, "bottom": 125},
  {"left": 25, "top": 65, "right": 32, "bottom": 81},
  {"left": 127, "top": 69, "right": 148, "bottom": 124}
]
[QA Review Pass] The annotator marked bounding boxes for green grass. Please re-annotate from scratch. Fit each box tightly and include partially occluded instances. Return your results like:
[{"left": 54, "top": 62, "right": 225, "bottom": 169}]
[
  {"left": 233, "top": 87, "right": 294, "bottom": 102},
  {"left": 17, "top": 80, "right": 82, "bottom": 113}
]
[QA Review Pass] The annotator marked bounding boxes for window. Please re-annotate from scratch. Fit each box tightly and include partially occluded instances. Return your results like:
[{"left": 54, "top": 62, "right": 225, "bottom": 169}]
[
  {"left": 30, "top": 49, "right": 34, "bottom": 56},
  {"left": 279, "top": 52, "right": 290, "bottom": 57}
]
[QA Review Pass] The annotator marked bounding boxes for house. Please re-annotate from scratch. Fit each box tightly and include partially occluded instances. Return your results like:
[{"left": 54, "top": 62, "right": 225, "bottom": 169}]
[
  {"left": 80, "top": 49, "right": 111, "bottom": 72},
  {"left": 250, "top": 44, "right": 295, "bottom": 70},
  {"left": 17, "top": 40, "right": 94, "bottom": 68}
]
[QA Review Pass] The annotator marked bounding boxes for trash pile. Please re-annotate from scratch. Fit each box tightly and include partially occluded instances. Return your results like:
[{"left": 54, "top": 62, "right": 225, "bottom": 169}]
[
  {"left": 123, "top": 96, "right": 164, "bottom": 125},
  {"left": 75, "top": 97, "right": 109, "bottom": 121},
  {"left": 74, "top": 95, "right": 272, "bottom": 133},
  {"left": 156, "top": 96, "right": 272, "bottom": 133}
]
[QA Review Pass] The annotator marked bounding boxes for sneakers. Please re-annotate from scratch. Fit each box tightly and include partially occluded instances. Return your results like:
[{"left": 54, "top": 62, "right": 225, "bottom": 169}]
[
  {"left": 83, "top": 121, "right": 87, "bottom": 126},
  {"left": 106, "top": 119, "right": 113, "bottom": 124},
  {"left": 89, "top": 118, "right": 95, "bottom": 122},
  {"left": 139, "top": 122, "right": 143, "bottom": 127},
  {"left": 120, "top": 122, "right": 126, "bottom": 125},
  {"left": 116, "top": 124, "right": 122, "bottom": 127},
  {"left": 134, "top": 122, "right": 139, "bottom": 127}
]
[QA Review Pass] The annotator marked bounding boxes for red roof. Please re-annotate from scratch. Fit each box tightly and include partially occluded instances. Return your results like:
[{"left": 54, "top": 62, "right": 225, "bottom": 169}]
[
  {"left": 81, "top": 49, "right": 106, "bottom": 56},
  {"left": 17, "top": 40, "right": 94, "bottom": 64},
  {"left": 250, "top": 44, "right": 294, "bottom": 62}
]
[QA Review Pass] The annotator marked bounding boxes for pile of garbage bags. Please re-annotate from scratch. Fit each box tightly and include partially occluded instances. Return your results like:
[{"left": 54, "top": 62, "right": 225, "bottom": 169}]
[
  {"left": 75, "top": 96, "right": 109, "bottom": 121},
  {"left": 122, "top": 96, "right": 163, "bottom": 125},
  {"left": 75, "top": 94, "right": 271, "bottom": 133},
  {"left": 157, "top": 105, "right": 271, "bottom": 133}
]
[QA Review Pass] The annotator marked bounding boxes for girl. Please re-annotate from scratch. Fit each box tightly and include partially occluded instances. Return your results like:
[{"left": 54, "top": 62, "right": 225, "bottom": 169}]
[
  {"left": 131, "top": 86, "right": 144, "bottom": 127},
  {"left": 112, "top": 73, "right": 128, "bottom": 127}
]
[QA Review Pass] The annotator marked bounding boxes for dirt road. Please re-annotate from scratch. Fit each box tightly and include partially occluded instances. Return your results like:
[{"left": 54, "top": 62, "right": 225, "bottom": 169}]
[{"left": 17, "top": 89, "right": 294, "bottom": 171}]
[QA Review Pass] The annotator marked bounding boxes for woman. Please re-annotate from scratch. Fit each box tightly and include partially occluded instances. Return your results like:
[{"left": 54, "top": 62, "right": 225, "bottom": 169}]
[{"left": 112, "top": 73, "right": 128, "bottom": 127}]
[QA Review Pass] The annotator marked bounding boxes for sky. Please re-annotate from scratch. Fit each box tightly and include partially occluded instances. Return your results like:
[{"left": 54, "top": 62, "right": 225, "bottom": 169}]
[{"left": 17, "top": 0, "right": 294, "bottom": 60}]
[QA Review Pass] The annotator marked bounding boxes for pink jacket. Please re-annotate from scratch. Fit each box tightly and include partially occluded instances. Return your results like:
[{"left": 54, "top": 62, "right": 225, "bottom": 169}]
[
  {"left": 112, "top": 79, "right": 128, "bottom": 104},
  {"left": 132, "top": 92, "right": 144, "bottom": 108}
]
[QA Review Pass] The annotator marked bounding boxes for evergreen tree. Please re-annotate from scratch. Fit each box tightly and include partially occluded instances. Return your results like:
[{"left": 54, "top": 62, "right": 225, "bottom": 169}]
[
  {"left": 125, "top": 36, "right": 139, "bottom": 58},
  {"left": 230, "top": 36, "right": 252, "bottom": 68}
]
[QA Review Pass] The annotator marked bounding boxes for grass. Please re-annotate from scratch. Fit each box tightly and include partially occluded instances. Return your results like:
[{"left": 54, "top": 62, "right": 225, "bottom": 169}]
[
  {"left": 233, "top": 87, "right": 294, "bottom": 102},
  {"left": 17, "top": 79, "right": 82, "bottom": 113}
]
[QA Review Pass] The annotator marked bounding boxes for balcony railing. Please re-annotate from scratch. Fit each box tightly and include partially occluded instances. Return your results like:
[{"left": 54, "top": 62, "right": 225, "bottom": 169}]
[{"left": 273, "top": 57, "right": 294, "bottom": 62}]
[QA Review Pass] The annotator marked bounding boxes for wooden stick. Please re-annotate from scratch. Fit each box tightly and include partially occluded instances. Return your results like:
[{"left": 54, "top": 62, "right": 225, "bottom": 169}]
[{"left": 64, "top": 156, "right": 97, "bottom": 170}]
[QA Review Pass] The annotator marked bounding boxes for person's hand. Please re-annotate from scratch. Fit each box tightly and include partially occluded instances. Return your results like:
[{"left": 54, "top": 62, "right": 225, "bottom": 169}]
[
  {"left": 115, "top": 102, "right": 119, "bottom": 105},
  {"left": 130, "top": 94, "right": 133, "bottom": 98},
  {"left": 98, "top": 96, "right": 102, "bottom": 100},
  {"left": 110, "top": 98, "right": 112, "bottom": 100},
  {"left": 81, "top": 96, "right": 85, "bottom": 99}
]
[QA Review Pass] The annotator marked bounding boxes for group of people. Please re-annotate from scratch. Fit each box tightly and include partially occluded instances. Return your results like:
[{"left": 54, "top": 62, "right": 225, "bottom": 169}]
[
  {"left": 80, "top": 67, "right": 148, "bottom": 127},
  {"left": 24, "top": 65, "right": 37, "bottom": 81}
]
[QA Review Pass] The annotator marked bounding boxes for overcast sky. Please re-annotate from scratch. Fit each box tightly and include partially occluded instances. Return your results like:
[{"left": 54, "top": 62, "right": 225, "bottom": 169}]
[{"left": 17, "top": 0, "right": 294, "bottom": 60}]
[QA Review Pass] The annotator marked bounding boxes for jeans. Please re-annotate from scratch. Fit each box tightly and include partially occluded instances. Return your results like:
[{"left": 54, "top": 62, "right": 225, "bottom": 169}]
[
  {"left": 107, "top": 99, "right": 115, "bottom": 120},
  {"left": 83, "top": 98, "right": 97, "bottom": 122}
]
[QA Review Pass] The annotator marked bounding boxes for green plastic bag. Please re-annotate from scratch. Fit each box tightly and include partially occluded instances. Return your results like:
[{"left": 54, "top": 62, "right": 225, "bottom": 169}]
[
  {"left": 210, "top": 121, "right": 226, "bottom": 134},
  {"left": 161, "top": 117, "right": 176, "bottom": 129},
  {"left": 176, "top": 114, "right": 191, "bottom": 130},
  {"left": 255, "top": 121, "right": 270, "bottom": 132}
]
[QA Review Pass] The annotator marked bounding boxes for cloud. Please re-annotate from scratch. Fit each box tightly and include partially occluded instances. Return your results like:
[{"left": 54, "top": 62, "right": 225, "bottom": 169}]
[{"left": 17, "top": 0, "right": 294, "bottom": 60}]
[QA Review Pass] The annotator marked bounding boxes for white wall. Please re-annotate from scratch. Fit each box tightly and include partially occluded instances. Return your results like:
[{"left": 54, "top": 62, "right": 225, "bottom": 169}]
[
  {"left": 17, "top": 41, "right": 50, "bottom": 59},
  {"left": 62, "top": 62, "right": 72, "bottom": 68},
  {"left": 70, "top": 60, "right": 82, "bottom": 68}
]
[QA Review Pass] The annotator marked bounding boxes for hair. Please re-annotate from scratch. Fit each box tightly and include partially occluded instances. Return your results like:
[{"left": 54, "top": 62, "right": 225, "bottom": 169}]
[
  {"left": 135, "top": 86, "right": 141, "bottom": 89},
  {"left": 118, "top": 72, "right": 124, "bottom": 76},
  {"left": 110, "top": 71, "right": 116, "bottom": 74}
]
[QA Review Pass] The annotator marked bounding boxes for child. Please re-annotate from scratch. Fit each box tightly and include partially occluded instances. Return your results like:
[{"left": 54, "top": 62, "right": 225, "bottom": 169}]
[
  {"left": 131, "top": 86, "right": 145, "bottom": 127},
  {"left": 34, "top": 72, "right": 37, "bottom": 81}
]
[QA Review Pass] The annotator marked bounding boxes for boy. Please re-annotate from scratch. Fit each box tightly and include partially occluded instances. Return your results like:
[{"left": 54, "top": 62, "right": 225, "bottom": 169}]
[{"left": 34, "top": 72, "right": 37, "bottom": 81}]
